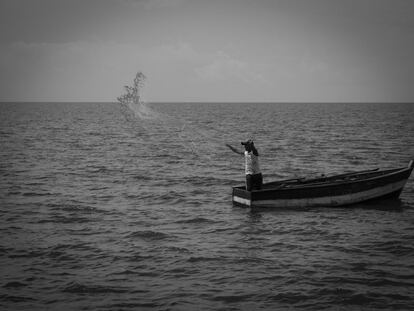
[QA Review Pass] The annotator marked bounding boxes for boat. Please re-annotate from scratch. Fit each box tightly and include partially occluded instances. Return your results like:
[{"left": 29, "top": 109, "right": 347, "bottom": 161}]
[{"left": 232, "top": 160, "right": 414, "bottom": 208}]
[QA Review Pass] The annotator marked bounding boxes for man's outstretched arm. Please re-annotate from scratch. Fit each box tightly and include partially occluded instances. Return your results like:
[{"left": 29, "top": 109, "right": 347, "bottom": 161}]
[{"left": 226, "top": 144, "right": 244, "bottom": 155}]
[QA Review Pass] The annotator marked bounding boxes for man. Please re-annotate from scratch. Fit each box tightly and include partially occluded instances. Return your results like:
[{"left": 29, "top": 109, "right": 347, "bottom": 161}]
[{"left": 226, "top": 139, "right": 263, "bottom": 191}]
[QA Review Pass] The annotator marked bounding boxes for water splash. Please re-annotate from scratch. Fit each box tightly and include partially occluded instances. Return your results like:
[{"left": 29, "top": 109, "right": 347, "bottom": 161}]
[
  {"left": 117, "top": 72, "right": 224, "bottom": 159},
  {"left": 117, "top": 72, "right": 159, "bottom": 121}
]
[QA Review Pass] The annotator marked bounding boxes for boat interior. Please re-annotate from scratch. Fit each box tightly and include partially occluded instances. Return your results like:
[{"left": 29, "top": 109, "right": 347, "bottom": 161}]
[{"left": 260, "top": 167, "right": 408, "bottom": 190}]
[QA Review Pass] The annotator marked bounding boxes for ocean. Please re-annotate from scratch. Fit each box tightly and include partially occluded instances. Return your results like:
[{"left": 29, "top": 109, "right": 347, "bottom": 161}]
[{"left": 1, "top": 102, "right": 414, "bottom": 310}]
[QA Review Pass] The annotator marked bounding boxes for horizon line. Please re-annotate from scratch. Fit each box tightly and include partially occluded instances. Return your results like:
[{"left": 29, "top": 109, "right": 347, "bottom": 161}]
[{"left": 1, "top": 101, "right": 414, "bottom": 104}]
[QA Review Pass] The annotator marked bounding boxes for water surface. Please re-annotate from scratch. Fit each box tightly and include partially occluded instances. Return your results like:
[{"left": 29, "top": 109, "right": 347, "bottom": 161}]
[{"left": 1, "top": 102, "right": 413, "bottom": 310}]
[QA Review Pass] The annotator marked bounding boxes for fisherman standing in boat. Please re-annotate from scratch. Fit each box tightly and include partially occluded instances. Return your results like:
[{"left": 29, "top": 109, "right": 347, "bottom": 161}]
[{"left": 226, "top": 140, "right": 263, "bottom": 191}]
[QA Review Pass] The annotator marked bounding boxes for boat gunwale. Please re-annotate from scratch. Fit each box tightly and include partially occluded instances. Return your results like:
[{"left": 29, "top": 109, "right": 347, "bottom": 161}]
[
  {"left": 281, "top": 167, "right": 409, "bottom": 190},
  {"left": 233, "top": 166, "right": 412, "bottom": 193}
]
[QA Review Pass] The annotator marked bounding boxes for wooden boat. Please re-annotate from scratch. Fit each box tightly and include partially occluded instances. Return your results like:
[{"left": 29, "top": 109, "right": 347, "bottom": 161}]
[{"left": 232, "top": 160, "right": 414, "bottom": 208}]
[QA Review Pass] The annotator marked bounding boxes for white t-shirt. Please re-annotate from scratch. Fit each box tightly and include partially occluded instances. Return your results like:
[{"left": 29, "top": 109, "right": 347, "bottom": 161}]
[{"left": 245, "top": 151, "right": 261, "bottom": 175}]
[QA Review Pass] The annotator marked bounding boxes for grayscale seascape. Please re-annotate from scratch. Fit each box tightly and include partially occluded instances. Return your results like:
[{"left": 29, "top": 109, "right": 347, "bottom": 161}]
[
  {"left": 2, "top": 0, "right": 414, "bottom": 310},
  {"left": 1, "top": 102, "right": 413, "bottom": 310}
]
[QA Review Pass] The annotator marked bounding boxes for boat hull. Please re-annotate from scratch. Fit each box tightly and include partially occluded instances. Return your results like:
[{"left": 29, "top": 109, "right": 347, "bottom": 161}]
[{"left": 232, "top": 163, "right": 413, "bottom": 208}]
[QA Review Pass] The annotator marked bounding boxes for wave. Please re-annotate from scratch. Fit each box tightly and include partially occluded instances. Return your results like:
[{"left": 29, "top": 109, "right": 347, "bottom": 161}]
[
  {"left": 46, "top": 250, "right": 76, "bottom": 262},
  {"left": 369, "top": 241, "right": 414, "bottom": 256},
  {"left": 22, "top": 192, "right": 53, "bottom": 197},
  {"left": 3, "top": 281, "right": 27, "bottom": 288},
  {"left": 62, "top": 282, "right": 129, "bottom": 294},
  {"left": 50, "top": 243, "right": 102, "bottom": 254},
  {"left": 8, "top": 250, "right": 44, "bottom": 259},
  {"left": 212, "top": 293, "right": 255, "bottom": 303},
  {"left": 125, "top": 230, "right": 171, "bottom": 240},
  {"left": 0, "top": 294, "right": 35, "bottom": 302},
  {"left": 187, "top": 256, "right": 221, "bottom": 263},
  {"left": 102, "top": 302, "right": 158, "bottom": 309},
  {"left": 37, "top": 215, "right": 92, "bottom": 224},
  {"left": 174, "top": 217, "right": 217, "bottom": 224},
  {"left": 46, "top": 203, "right": 103, "bottom": 213}
]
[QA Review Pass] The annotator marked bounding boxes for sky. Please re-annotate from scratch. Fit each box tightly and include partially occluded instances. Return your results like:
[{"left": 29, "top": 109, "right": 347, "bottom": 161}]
[{"left": 0, "top": 0, "right": 414, "bottom": 102}]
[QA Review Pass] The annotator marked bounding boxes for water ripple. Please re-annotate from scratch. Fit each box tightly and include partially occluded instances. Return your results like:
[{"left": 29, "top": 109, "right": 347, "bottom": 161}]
[{"left": 0, "top": 102, "right": 413, "bottom": 310}]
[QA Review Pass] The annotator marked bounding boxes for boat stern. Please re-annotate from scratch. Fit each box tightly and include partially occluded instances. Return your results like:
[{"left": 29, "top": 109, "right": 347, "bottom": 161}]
[{"left": 232, "top": 186, "right": 252, "bottom": 207}]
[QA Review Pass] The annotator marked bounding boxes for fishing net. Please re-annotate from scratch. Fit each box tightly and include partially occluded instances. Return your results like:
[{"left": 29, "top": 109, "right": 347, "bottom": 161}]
[{"left": 117, "top": 72, "right": 232, "bottom": 160}]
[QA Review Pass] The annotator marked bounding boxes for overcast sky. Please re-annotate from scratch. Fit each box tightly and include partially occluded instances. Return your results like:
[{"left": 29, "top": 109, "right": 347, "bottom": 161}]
[{"left": 1, "top": 0, "right": 414, "bottom": 102}]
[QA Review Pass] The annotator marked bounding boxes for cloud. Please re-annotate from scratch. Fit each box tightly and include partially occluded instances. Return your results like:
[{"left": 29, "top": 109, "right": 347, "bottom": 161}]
[
  {"left": 1, "top": 37, "right": 413, "bottom": 102},
  {"left": 1, "top": 40, "right": 268, "bottom": 101},
  {"left": 195, "top": 51, "right": 268, "bottom": 84},
  {"left": 144, "top": 0, "right": 187, "bottom": 9},
  {"left": 121, "top": 0, "right": 187, "bottom": 9},
  {"left": 152, "top": 42, "right": 201, "bottom": 62}
]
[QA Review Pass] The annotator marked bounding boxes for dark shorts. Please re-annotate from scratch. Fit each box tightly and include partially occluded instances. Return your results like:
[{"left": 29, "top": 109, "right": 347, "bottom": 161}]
[{"left": 246, "top": 173, "right": 263, "bottom": 191}]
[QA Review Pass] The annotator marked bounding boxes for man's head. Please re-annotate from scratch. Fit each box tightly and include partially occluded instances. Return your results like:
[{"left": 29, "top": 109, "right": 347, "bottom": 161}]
[{"left": 241, "top": 139, "right": 254, "bottom": 152}]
